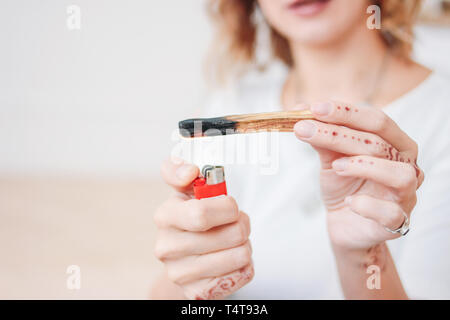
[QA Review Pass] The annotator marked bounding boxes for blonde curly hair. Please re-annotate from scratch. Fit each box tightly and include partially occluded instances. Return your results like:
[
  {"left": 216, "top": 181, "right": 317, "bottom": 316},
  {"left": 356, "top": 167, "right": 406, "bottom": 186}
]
[{"left": 207, "top": 0, "right": 423, "bottom": 81}]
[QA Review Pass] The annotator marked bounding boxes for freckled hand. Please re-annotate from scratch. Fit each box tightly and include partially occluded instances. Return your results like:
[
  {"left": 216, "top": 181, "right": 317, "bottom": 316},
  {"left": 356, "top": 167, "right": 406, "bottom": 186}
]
[{"left": 294, "top": 101, "right": 422, "bottom": 249}]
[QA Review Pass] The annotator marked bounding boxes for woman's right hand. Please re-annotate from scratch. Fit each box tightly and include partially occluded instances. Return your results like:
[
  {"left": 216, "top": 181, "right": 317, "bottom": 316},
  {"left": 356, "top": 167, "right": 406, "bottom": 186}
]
[{"left": 153, "top": 158, "right": 254, "bottom": 300}]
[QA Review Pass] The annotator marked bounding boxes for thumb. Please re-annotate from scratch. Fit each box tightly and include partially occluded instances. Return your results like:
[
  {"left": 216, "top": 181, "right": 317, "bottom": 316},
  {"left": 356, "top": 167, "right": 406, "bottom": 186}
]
[{"left": 160, "top": 157, "right": 200, "bottom": 193}]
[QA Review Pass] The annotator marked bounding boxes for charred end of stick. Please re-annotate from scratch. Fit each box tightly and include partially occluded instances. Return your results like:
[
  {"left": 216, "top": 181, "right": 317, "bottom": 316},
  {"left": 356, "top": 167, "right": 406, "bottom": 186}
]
[{"left": 178, "top": 117, "right": 237, "bottom": 138}]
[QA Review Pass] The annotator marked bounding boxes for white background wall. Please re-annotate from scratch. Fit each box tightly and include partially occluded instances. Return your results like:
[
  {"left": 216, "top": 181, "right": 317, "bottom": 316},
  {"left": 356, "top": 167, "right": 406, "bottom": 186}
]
[
  {"left": 0, "top": 0, "right": 211, "bottom": 177},
  {"left": 0, "top": 1, "right": 449, "bottom": 177}
]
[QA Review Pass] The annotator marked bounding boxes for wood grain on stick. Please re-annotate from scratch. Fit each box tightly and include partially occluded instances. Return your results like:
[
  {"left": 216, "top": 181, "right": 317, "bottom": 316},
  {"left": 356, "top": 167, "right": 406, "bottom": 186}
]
[{"left": 179, "top": 110, "right": 315, "bottom": 137}]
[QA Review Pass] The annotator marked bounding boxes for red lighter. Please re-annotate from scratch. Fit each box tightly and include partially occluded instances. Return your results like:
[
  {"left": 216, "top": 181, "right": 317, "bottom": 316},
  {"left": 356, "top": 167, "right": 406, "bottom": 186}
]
[{"left": 193, "top": 165, "right": 228, "bottom": 200}]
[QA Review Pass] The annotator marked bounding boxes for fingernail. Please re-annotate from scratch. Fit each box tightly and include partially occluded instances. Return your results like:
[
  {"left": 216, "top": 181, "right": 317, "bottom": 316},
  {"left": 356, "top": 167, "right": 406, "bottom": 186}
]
[
  {"left": 344, "top": 196, "right": 352, "bottom": 205},
  {"left": 332, "top": 158, "right": 350, "bottom": 171},
  {"left": 311, "top": 102, "right": 332, "bottom": 116},
  {"left": 294, "top": 121, "right": 316, "bottom": 139},
  {"left": 176, "top": 164, "right": 196, "bottom": 181}
]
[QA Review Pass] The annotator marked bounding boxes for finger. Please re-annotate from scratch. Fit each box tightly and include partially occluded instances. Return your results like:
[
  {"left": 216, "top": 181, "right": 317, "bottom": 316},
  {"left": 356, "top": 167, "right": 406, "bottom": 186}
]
[
  {"left": 416, "top": 165, "right": 425, "bottom": 189},
  {"left": 332, "top": 156, "right": 418, "bottom": 192},
  {"left": 310, "top": 101, "right": 418, "bottom": 156},
  {"left": 183, "top": 263, "right": 255, "bottom": 300},
  {"left": 154, "top": 195, "right": 240, "bottom": 232},
  {"left": 161, "top": 157, "right": 199, "bottom": 193},
  {"left": 155, "top": 212, "right": 250, "bottom": 260},
  {"left": 345, "top": 195, "right": 407, "bottom": 234},
  {"left": 165, "top": 241, "right": 252, "bottom": 285},
  {"left": 294, "top": 120, "right": 394, "bottom": 160},
  {"left": 307, "top": 101, "right": 424, "bottom": 183}
]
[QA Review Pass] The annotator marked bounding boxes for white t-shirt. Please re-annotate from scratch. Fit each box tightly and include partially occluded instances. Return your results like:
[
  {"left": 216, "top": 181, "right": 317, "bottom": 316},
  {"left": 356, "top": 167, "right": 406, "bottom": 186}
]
[{"left": 177, "top": 62, "right": 450, "bottom": 299}]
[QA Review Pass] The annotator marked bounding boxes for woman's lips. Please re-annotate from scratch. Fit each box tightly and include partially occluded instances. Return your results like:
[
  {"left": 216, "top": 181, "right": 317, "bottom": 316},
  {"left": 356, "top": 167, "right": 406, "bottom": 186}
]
[{"left": 287, "top": 0, "right": 331, "bottom": 17}]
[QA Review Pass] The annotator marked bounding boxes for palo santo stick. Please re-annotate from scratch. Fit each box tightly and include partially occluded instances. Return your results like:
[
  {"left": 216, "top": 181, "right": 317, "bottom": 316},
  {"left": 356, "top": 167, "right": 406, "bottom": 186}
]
[{"left": 179, "top": 110, "right": 315, "bottom": 137}]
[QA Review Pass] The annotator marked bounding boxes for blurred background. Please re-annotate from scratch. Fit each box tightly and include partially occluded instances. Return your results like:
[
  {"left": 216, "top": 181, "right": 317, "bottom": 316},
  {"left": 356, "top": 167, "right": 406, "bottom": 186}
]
[{"left": 0, "top": 0, "right": 449, "bottom": 299}]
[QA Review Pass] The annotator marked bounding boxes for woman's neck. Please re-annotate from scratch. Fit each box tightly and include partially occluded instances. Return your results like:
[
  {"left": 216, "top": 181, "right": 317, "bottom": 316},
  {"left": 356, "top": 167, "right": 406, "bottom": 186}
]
[{"left": 284, "top": 23, "right": 390, "bottom": 107}]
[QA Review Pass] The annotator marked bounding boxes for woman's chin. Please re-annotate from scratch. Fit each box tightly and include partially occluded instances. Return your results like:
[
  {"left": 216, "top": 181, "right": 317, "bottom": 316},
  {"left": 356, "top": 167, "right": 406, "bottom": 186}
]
[
  {"left": 285, "top": 26, "right": 344, "bottom": 47},
  {"left": 273, "top": 0, "right": 367, "bottom": 47}
]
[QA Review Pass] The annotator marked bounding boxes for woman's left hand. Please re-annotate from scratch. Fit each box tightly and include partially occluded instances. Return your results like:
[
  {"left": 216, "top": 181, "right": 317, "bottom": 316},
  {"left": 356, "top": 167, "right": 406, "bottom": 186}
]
[{"left": 294, "top": 101, "right": 424, "bottom": 251}]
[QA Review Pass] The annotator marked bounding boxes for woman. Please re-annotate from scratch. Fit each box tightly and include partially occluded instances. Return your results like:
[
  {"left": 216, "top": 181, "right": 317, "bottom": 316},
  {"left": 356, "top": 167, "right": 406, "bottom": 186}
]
[{"left": 151, "top": 0, "right": 450, "bottom": 299}]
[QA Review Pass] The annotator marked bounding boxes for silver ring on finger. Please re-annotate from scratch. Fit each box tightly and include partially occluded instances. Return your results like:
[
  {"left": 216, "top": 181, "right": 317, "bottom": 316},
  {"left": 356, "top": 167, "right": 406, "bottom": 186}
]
[{"left": 384, "top": 211, "right": 410, "bottom": 236}]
